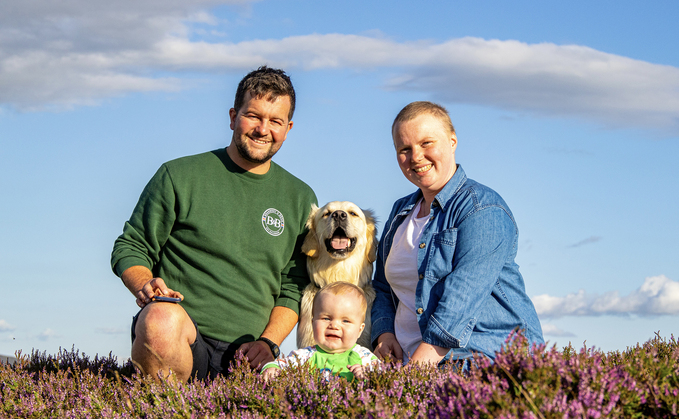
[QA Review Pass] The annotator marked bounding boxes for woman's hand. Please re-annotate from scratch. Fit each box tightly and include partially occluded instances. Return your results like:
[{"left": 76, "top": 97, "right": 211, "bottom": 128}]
[
  {"left": 409, "top": 342, "right": 448, "bottom": 365},
  {"left": 373, "top": 333, "right": 403, "bottom": 362}
]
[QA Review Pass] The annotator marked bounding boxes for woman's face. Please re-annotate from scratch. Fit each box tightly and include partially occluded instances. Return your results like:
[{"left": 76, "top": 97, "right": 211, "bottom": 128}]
[{"left": 393, "top": 113, "right": 457, "bottom": 202}]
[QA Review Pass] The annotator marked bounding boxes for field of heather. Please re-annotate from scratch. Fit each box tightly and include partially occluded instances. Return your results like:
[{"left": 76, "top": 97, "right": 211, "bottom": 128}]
[{"left": 1, "top": 333, "right": 677, "bottom": 418}]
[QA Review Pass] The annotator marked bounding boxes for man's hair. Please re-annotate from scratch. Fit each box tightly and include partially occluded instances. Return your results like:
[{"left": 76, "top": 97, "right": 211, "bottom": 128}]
[
  {"left": 313, "top": 282, "right": 367, "bottom": 317},
  {"left": 392, "top": 101, "right": 455, "bottom": 135},
  {"left": 234, "top": 66, "right": 296, "bottom": 120}
]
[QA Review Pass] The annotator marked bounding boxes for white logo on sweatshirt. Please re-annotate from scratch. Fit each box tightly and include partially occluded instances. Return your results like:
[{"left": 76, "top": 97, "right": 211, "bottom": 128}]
[{"left": 262, "top": 208, "right": 285, "bottom": 236}]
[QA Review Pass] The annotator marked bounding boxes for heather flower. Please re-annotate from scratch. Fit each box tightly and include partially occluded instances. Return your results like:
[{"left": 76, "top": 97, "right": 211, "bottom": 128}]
[{"left": 1, "top": 334, "right": 677, "bottom": 418}]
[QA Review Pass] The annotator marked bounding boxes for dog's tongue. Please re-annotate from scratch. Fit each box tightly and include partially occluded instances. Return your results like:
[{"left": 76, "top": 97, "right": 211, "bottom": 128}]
[{"left": 331, "top": 236, "right": 350, "bottom": 250}]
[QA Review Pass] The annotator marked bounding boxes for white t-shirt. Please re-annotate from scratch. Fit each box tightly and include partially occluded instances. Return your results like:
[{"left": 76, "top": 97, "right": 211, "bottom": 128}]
[{"left": 384, "top": 199, "right": 429, "bottom": 362}]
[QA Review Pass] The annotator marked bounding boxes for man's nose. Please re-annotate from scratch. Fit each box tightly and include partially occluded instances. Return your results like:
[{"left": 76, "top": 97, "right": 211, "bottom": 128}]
[
  {"left": 254, "top": 120, "right": 270, "bottom": 135},
  {"left": 331, "top": 210, "right": 347, "bottom": 221}
]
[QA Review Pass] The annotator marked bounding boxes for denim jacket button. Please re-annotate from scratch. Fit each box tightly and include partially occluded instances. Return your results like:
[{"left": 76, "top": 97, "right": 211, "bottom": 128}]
[
  {"left": 419, "top": 242, "right": 425, "bottom": 249},
  {"left": 417, "top": 308, "right": 424, "bottom": 314},
  {"left": 419, "top": 274, "right": 424, "bottom": 280}
]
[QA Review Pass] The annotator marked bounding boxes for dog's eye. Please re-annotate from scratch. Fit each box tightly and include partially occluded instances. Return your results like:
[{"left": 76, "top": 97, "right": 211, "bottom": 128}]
[
  {"left": 323, "top": 211, "right": 331, "bottom": 218},
  {"left": 349, "top": 211, "right": 357, "bottom": 216}
]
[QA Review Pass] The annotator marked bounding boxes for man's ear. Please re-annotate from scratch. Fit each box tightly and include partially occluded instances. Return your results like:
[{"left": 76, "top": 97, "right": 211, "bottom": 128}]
[
  {"left": 301, "top": 204, "right": 320, "bottom": 257},
  {"left": 229, "top": 108, "right": 238, "bottom": 130}
]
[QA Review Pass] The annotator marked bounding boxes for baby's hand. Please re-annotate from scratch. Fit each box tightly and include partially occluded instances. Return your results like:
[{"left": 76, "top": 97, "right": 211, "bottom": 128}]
[
  {"left": 347, "top": 364, "right": 365, "bottom": 379},
  {"left": 262, "top": 368, "right": 281, "bottom": 382}
]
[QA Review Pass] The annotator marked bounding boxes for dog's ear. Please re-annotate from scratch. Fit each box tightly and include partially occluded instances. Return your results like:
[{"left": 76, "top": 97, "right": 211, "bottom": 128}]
[
  {"left": 302, "top": 203, "right": 320, "bottom": 258},
  {"left": 362, "top": 208, "right": 378, "bottom": 263}
]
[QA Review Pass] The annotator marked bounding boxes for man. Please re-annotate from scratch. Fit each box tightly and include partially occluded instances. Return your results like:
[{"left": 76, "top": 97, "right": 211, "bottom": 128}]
[
  {"left": 371, "top": 101, "right": 544, "bottom": 364},
  {"left": 111, "top": 66, "right": 317, "bottom": 381}
]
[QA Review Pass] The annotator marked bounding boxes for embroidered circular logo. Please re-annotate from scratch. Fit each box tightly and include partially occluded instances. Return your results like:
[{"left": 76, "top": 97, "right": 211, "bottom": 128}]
[{"left": 262, "top": 208, "right": 285, "bottom": 236}]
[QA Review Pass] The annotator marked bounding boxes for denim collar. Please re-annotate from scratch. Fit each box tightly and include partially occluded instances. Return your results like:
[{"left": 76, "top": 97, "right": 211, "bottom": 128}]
[{"left": 399, "top": 165, "right": 467, "bottom": 215}]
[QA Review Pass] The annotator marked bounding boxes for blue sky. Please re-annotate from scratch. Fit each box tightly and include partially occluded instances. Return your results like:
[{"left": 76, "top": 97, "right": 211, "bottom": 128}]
[{"left": 1, "top": 0, "right": 678, "bottom": 362}]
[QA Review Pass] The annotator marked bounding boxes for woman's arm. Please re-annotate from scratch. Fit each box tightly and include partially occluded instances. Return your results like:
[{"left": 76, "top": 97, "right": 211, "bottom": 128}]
[{"left": 421, "top": 206, "right": 517, "bottom": 351}]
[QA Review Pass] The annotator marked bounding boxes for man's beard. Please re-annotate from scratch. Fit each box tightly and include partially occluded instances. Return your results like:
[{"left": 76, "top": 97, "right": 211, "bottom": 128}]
[{"left": 234, "top": 135, "right": 279, "bottom": 164}]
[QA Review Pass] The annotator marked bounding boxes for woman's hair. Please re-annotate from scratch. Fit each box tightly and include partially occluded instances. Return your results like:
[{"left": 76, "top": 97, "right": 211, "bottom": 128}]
[{"left": 392, "top": 101, "right": 455, "bottom": 134}]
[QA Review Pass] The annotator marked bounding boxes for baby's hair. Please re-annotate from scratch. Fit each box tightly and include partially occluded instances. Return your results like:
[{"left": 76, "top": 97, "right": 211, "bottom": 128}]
[{"left": 313, "top": 282, "right": 367, "bottom": 316}]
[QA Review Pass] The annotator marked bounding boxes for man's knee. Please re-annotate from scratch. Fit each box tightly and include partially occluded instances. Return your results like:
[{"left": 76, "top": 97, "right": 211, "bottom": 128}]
[{"left": 134, "top": 303, "right": 195, "bottom": 346}]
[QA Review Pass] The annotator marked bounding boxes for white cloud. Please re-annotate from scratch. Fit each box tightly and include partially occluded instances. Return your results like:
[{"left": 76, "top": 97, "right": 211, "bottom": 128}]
[
  {"left": 540, "top": 323, "right": 576, "bottom": 338},
  {"left": 95, "top": 327, "right": 126, "bottom": 335},
  {"left": 534, "top": 275, "right": 679, "bottom": 319},
  {"left": 37, "top": 328, "right": 59, "bottom": 341},
  {"left": 1, "top": 1, "right": 679, "bottom": 134},
  {"left": 568, "top": 236, "right": 602, "bottom": 248},
  {"left": 0, "top": 320, "right": 15, "bottom": 332}
]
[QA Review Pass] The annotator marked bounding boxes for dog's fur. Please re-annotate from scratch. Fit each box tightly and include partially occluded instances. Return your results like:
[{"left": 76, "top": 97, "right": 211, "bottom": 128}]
[{"left": 297, "top": 201, "right": 377, "bottom": 349}]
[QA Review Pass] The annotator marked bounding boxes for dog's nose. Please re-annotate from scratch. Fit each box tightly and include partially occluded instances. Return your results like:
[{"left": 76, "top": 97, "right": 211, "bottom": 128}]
[{"left": 331, "top": 210, "right": 347, "bottom": 221}]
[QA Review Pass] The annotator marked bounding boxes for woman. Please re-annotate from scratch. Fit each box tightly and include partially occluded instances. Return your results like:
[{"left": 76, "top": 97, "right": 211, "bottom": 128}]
[{"left": 371, "top": 101, "right": 544, "bottom": 364}]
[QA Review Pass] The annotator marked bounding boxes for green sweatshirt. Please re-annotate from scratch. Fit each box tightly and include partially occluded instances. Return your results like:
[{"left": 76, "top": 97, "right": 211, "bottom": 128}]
[{"left": 111, "top": 148, "right": 317, "bottom": 344}]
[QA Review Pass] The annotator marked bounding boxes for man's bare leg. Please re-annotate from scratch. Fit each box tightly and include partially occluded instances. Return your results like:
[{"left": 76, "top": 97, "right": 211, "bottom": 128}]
[{"left": 131, "top": 302, "right": 197, "bottom": 381}]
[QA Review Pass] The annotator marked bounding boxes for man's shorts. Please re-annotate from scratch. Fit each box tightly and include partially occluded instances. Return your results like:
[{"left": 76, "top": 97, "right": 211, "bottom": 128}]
[{"left": 131, "top": 307, "right": 239, "bottom": 380}]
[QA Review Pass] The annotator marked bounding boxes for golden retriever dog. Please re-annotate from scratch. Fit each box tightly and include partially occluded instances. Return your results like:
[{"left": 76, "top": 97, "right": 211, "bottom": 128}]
[{"left": 297, "top": 201, "right": 377, "bottom": 349}]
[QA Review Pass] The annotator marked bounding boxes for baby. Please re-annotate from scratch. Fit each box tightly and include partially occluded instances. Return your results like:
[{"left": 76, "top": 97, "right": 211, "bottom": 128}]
[{"left": 262, "top": 281, "right": 378, "bottom": 381}]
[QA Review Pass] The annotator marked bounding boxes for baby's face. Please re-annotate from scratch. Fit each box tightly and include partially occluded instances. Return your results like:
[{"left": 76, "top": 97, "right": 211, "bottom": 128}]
[{"left": 312, "top": 292, "right": 365, "bottom": 354}]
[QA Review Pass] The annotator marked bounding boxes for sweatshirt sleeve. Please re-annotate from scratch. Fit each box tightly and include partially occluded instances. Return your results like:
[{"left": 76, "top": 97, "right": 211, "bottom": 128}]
[
  {"left": 111, "top": 165, "right": 177, "bottom": 277},
  {"left": 275, "top": 192, "right": 317, "bottom": 313}
]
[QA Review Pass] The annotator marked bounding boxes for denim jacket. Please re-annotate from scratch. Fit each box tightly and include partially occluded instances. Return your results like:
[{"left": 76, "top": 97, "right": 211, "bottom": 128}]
[{"left": 371, "top": 165, "right": 544, "bottom": 360}]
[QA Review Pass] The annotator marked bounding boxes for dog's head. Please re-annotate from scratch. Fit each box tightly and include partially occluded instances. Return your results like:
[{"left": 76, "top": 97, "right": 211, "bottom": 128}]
[{"left": 302, "top": 201, "right": 377, "bottom": 263}]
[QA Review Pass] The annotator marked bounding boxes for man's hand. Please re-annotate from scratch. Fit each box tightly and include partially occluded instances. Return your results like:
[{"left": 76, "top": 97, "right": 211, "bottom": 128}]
[
  {"left": 135, "top": 277, "right": 184, "bottom": 308},
  {"left": 121, "top": 266, "right": 184, "bottom": 308},
  {"left": 373, "top": 333, "right": 403, "bottom": 362},
  {"left": 239, "top": 340, "right": 275, "bottom": 370}
]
